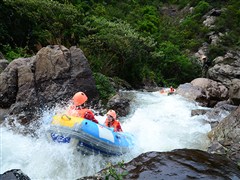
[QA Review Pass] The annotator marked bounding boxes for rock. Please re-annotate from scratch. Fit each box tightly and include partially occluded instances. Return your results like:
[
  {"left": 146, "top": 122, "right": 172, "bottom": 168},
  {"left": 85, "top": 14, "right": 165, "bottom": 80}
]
[
  {"left": 203, "top": 16, "right": 216, "bottom": 28},
  {"left": 202, "top": 100, "right": 236, "bottom": 124},
  {"left": 0, "top": 108, "right": 9, "bottom": 123},
  {"left": 214, "top": 100, "right": 238, "bottom": 111},
  {"left": 229, "top": 79, "right": 240, "bottom": 105},
  {"left": 177, "top": 79, "right": 229, "bottom": 107},
  {"left": 208, "top": 105, "right": 240, "bottom": 163},
  {"left": 0, "top": 45, "right": 98, "bottom": 124},
  {"left": 191, "top": 109, "right": 210, "bottom": 116},
  {"left": 79, "top": 149, "right": 240, "bottom": 180},
  {"left": 0, "top": 59, "right": 9, "bottom": 73},
  {"left": 191, "top": 78, "right": 228, "bottom": 102},
  {"left": 107, "top": 93, "right": 131, "bottom": 117},
  {"left": 0, "top": 169, "right": 30, "bottom": 180},
  {"left": 208, "top": 51, "right": 240, "bottom": 88},
  {"left": 176, "top": 83, "right": 206, "bottom": 105},
  {"left": 203, "top": 9, "right": 221, "bottom": 29}
]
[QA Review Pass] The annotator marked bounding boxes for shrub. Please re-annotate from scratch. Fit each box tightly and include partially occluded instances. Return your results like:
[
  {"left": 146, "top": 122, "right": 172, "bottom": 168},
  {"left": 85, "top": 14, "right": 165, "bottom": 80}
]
[
  {"left": 103, "top": 161, "right": 128, "bottom": 180},
  {"left": 208, "top": 44, "right": 227, "bottom": 61},
  {"left": 2, "top": 44, "right": 30, "bottom": 61},
  {"left": 93, "top": 72, "right": 116, "bottom": 103}
]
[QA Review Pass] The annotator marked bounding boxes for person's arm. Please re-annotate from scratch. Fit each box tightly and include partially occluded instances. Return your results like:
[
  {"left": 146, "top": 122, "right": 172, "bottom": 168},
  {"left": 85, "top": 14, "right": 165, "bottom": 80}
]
[
  {"left": 84, "top": 110, "right": 98, "bottom": 123},
  {"left": 114, "top": 120, "right": 123, "bottom": 132}
]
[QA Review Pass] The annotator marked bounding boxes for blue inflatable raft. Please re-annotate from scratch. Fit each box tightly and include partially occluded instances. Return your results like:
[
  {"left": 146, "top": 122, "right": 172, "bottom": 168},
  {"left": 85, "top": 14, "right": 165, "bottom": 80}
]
[{"left": 47, "top": 114, "right": 135, "bottom": 156}]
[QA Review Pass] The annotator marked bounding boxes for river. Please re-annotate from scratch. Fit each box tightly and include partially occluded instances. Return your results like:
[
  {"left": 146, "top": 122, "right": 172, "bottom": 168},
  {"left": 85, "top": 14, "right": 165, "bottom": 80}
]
[{"left": 0, "top": 90, "right": 212, "bottom": 179}]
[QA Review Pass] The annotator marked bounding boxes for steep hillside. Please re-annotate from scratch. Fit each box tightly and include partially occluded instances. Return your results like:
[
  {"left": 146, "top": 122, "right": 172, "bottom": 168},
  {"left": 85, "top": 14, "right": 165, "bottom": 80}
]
[{"left": 0, "top": 0, "right": 239, "bottom": 87}]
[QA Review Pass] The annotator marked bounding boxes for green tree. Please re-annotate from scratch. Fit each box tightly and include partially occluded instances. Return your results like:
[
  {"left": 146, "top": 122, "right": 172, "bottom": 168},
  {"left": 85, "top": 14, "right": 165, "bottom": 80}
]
[
  {"left": 2, "top": 0, "right": 83, "bottom": 49},
  {"left": 81, "top": 16, "right": 157, "bottom": 85}
]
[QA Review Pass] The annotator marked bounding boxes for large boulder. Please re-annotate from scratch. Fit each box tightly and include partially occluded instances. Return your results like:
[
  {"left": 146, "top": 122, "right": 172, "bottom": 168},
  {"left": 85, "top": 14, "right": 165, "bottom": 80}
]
[
  {"left": 191, "top": 78, "right": 228, "bottom": 105},
  {"left": 208, "top": 105, "right": 240, "bottom": 163},
  {"left": 0, "top": 59, "right": 9, "bottom": 73},
  {"left": 228, "top": 79, "right": 240, "bottom": 105},
  {"left": 208, "top": 51, "right": 240, "bottom": 87},
  {"left": 0, "top": 45, "right": 98, "bottom": 123},
  {"left": 79, "top": 149, "right": 240, "bottom": 180},
  {"left": 177, "top": 78, "right": 228, "bottom": 107},
  {"left": 208, "top": 51, "right": 240, "bottom": 106},
  {"left": 107, "top": 93, "right": 131, "bottom": 117},
  {"left": 0, "top": 169, "right": 30, "bottom": 180}
]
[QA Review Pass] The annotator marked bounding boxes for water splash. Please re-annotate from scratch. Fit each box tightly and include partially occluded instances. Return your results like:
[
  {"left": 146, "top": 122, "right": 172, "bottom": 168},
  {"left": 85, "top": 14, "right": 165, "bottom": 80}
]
[{"left": 1, "top": 91, "right": 212, "bottom": 179}]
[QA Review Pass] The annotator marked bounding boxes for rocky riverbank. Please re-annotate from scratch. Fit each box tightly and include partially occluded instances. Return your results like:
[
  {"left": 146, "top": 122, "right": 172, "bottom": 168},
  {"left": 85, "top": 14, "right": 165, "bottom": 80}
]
[{"left": 0, "top": 45, "right": 240, "bottom": 179}]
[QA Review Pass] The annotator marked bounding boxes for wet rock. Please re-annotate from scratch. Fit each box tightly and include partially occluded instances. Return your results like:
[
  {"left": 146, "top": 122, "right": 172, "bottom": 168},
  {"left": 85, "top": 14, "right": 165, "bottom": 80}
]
[
  {"left": 0, "top": 169, "right": 30, "bottom": 180},
  {"left": 0, "top": 108, "right": 9, "bottom": 123},
  {"left": 191, "top": 109, "right": 210, "bottom": 116},
  {"left": 79, "top": 149, "right": 240, "bottom": 180},
  {"left": 205, "top": 107, "right": 229, "bottom": 122},
  {"left": 204, "top": 101, "right": 237, "bottom": 125},
  {"left": 214, "top": 100, "right": 238, "bottom": 111},
  {"left": 120, "top": 149, "right": 240, "bottom": 179},
  {"left": 107, "top": 93, "right": 131, "bottom": 117}
]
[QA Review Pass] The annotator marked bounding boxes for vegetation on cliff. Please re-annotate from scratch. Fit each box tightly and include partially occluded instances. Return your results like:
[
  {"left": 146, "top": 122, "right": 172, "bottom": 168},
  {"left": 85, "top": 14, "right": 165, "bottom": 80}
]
[{"left": 0, "top": 0, "right": 239, "bottom": 88}]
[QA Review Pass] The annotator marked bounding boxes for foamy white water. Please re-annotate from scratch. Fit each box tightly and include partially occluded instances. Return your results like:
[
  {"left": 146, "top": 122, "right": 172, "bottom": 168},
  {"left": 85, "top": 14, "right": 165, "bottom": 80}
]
[{"left": 0, "top": 91, "right": 212, "bottom": 179}]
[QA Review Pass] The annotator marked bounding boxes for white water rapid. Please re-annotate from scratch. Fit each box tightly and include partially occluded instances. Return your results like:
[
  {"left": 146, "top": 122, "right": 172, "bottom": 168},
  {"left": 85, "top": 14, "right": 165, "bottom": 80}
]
[{"left": 1, "top": 91, "right": 212, "bottom": 179}]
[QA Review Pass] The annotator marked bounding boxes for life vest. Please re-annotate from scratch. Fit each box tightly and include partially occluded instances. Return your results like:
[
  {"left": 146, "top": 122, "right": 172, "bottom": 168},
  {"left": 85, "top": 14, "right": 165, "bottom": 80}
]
[
  {"left": 105, "top": 119, "right": 123, "bottom": 132},
  {"left": 67, "top": 105, "right": 98, "bottom": 123},
  {"left": 170, "top": 87, "right": 175, "bottom": 93}
]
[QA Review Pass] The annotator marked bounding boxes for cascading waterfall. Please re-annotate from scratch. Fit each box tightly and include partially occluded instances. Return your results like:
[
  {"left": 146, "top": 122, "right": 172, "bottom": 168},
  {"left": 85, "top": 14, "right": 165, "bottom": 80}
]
[{"left": 0, "top": 91, "right": 212, "bottom": 179}]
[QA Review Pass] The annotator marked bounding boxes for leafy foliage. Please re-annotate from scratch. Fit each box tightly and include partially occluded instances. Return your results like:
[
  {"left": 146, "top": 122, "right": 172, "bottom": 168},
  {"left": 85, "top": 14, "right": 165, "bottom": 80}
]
[
  {"left": 2, "top": 45, "right": 30, "bottom": 61},
  {"left": 2, "top": 0, "right": 82, "bottom": 48},
  {"left": 81, "top": 16, "right": 157, "bottom": 85},
  {"left": 93, "top": 73, "right": 116, "bottom": 102},
  {"left": 0, "top": 0, "right": 238, "bottom": 88},
  {"left": 103, "top": 161, "right": 128, "bottom": 180},
  {"left": 214, "top": 0, "right": 240, "bottom": 50}
]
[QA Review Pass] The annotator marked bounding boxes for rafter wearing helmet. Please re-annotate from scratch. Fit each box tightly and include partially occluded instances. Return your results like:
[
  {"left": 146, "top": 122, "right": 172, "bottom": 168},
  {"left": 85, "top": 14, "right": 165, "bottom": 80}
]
[
  {"left": 104, "top": 110, "right": 123, "bottom": 132},
  {"left": 66, "top": 92, "right": 98, "bottom": 124}
]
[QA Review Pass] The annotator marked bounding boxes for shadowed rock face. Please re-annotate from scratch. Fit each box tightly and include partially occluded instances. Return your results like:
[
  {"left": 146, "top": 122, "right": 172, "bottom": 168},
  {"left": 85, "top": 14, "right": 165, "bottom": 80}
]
[
  {"left": 120, "top": 150, "right": 240, "bottom": 179},
  {"left": 78, "top": 149, "right": 240, "bottom": 180},
  {"left": 0, "top": 169, "right": 30, "bottom": 180},
  {"left": 0, "top": 45, "right": 98, "bottom": 123},
  {"left": 208, "top": 105, "right": 240, "bottom": 164},
  {"left": 2, "top": 149, "right": 240, "bottom": 180}
]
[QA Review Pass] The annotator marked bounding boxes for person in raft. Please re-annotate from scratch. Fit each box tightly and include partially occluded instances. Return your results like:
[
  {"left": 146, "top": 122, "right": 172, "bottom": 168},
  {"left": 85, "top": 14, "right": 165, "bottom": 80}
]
[
  {"left": 67, "top": 91, "right": 98, "bottom": 123},
  {"left": 169, "top": 86, "right": 175, "bottom": 93},
  {"left": 104, "top": 109, "right": 123, "bottom": 132}
]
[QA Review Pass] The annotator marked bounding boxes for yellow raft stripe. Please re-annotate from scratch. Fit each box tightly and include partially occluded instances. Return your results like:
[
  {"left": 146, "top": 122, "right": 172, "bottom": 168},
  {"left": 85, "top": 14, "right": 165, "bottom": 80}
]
[{"left": 51, "top": 114, "right": 84, "bottom": 127}]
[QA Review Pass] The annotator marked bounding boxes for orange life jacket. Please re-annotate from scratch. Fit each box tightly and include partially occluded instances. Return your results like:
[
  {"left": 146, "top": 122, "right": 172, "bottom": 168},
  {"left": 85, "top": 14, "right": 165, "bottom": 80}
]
[
  {"left": 105, "top": 119, "right": 123, "bottom": 132},
  {"left": 67, "top": 105, "right": 98, "bottom": 123},
  {"left": 170, "top": 87, "right": 174, "bottom": 92}
]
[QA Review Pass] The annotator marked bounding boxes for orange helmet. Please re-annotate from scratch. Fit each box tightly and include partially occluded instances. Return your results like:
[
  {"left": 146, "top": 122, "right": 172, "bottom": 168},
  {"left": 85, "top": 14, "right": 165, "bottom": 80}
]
[
  {"left": 72, "top": 92, "right": 88, "bottom": 106},
  {"left": 106, "top": 110, "right": 117, "bottom": 119}
]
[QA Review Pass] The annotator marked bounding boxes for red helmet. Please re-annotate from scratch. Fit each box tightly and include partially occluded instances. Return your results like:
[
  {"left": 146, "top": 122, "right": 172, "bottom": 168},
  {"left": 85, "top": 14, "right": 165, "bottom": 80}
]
[
  {"left": 72, "top": 92, "right": 88, "bottom": 106},
  {"left": 107, "top": 110, "right": 117, "bottom": 119}
]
